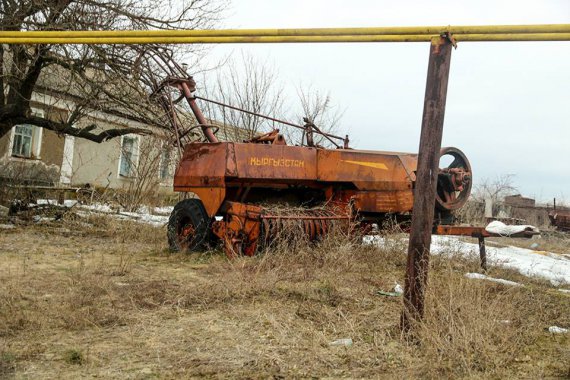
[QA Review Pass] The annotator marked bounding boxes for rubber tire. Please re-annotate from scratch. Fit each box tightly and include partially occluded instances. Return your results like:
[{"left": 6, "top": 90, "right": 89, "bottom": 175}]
[{"left": 167, "top": 199, "right": 210, "bottom": 253}]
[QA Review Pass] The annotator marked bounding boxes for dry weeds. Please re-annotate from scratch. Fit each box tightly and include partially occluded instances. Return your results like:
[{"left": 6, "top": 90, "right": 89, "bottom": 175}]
[{"left": 0, "top": 216, "right": 568, "bottom": 379}]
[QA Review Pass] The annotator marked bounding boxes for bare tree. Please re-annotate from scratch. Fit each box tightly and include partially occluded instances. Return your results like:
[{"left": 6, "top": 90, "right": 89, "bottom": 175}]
[
  {"left": 198, "top": 53, "right": 346, "bottom": 147},
  {"left": 0, "top": 0, "right": 226, "bottom": 143},
  {"left": 472, "top": 174, "right": 518, "bottom": 203},
  {"left": 292, "top": 84, "right": 344, "bottom": 146},
  {"left": 200, "top": 52, "right": 285, "bottom": 141}
]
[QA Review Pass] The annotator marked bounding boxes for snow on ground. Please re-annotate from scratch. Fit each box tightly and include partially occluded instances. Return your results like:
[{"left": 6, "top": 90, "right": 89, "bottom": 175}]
[
  {"left": 431, "top": 235, "right": 570, "bottom": 286},
  {"left": 116, "top": 211, "right": 169, "bottom": 226},
  {"left": 366, "top": 235, "right": 570, "bottom": 286},
  {"left": 80, "top": 203, "right": 114, "bottom": 213},
  {"left": 464, "top": 272, "right": 523, "bottom": 287},
  {"left": 23, "top": 200, "right": 570, "bottom": 286},
  {"left": 154, "top": 206, "right": 174, "bottom": 215},
  {"left": 31, "top": 200, "right": 169, "bottom": 226}
]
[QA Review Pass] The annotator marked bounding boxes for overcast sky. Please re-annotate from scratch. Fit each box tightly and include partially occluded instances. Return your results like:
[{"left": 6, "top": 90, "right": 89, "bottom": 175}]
[{"left": 199, "top": 0, "right": 570, "bottom": 203}]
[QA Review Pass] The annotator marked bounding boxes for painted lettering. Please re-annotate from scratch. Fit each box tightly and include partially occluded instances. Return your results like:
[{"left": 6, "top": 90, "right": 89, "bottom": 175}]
[{"left": 248, "top": 156, "right": 305, "bottom": 168}]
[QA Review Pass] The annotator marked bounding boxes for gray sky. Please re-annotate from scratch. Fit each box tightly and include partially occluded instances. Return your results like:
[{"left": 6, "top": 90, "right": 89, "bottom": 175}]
[{"left": 200, "top": 0, "right": 570, "bottom": 203}]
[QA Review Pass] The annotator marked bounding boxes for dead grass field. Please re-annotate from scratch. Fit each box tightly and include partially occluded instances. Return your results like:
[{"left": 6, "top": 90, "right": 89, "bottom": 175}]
[{"left": 1, "top": 215, "right": 569, "bottom": 379}]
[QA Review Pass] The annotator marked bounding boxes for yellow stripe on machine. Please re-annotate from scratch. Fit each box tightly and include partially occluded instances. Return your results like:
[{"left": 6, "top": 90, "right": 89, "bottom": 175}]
[{"left": 342, "top": 160, "right": 388, "bottom": 170}]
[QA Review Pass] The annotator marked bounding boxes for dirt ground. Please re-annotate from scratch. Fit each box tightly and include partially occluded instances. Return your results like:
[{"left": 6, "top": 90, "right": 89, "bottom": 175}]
[{"left": 1, "top": 215, "right": 569, "bottom": 379}]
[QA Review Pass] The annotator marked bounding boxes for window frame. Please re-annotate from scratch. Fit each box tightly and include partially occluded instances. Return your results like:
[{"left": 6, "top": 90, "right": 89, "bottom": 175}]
[
  {"left": 158, "top": 144, "right": 173, "bottom": 181},
  {"left": 8, "top": 109, "right": 44, "bottom": 160},
  {"left": 118, "top": 135, "right": 140, "bottom": 178}
]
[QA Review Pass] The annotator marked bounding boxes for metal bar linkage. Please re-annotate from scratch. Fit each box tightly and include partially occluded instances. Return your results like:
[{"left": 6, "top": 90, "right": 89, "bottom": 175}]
[{"left": 194, "top": 95, "right": 347, "bottom": 143}]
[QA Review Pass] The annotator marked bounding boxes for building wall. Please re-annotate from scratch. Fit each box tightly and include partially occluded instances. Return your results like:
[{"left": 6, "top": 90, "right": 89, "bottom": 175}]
[
  {"left": 504, "top": 195, "right": 535, "bottom": 208},
  {"left": 70, "top": 118, "right": 176, "bottom": 194},
  {"left": 71, "top": 131, "right": 122, "bottom": 188},
  {"left": 40, "top": 130, "right": 65, "bottom": 167},
  {"left": 40, "top": 106, "right": 68, "bottom": 168}
]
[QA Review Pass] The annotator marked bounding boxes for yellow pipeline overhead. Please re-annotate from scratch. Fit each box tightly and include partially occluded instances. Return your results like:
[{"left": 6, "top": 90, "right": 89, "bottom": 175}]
[
  {"left": 2, "top": 24, "right": 570, "bottom": 39},
  {"left": 1, "top": 24, "right": 569, "bottom": 44},
  {"left": 1, "top": 33, "right": 570, "bottom": 44}
]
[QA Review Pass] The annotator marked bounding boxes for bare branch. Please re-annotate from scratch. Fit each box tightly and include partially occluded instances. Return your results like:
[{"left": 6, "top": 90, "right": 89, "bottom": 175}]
[
  {"left": 472, "top": 174, "right": 518, "bottom": 203},
  {"left": 202, "top": 51, "right": 285, "bottom": 141},
  {"left": 0, "top": 0, "right": 228, "bottom": 144},
  {"left": 4, "top": 114, "right": 151, "bottom": 143},
  {"left": 290, "top": 84, "right": 345, "bottom": 147}
]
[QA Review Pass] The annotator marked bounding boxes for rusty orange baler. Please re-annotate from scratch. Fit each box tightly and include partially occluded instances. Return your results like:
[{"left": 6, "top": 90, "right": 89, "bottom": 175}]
[{"left": 161, "top": 77, "right": 472, "bottom": 256}]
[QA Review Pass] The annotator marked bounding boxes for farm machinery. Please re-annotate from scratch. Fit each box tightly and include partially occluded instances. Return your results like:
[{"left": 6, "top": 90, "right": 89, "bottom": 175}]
[{"left": 150, "top": 63, "right": 472, "bottom": 257}]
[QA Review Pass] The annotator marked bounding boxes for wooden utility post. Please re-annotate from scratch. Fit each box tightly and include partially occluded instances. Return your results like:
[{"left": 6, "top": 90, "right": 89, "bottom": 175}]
[{"left": 402, "top": 36, "right": 453, "bottom": 331}]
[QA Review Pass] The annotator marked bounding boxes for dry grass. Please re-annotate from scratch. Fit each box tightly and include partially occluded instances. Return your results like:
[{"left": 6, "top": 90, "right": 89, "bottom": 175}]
[{"left": 0, "top": 216, "right": 569, "bottom": 379}]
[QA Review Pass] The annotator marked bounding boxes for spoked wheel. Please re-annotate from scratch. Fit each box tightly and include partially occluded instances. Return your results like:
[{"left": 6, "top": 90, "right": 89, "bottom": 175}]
[
  {"left": 167, "top": 199, "right": 210, "bottom": 252},
  {"left": 436, "top": 147, "right": 472, "bottom": 212}
]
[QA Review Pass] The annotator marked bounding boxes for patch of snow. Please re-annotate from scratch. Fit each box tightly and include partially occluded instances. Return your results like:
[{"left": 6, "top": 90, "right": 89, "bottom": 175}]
[
  {"left": 72, "top": 203, "right": 168, "bottom": 226},
  {"left": 136, "top": 205, "right": 150, "bottom": 214},
  {"left": 63, "top": 200, "right": 78, "bottom": 207},
  {"left": 558, "top": 289, "right": 570, "bottom": 294},
  {"left": 153, "top": 206, "right": 174, "bottom": 215},
  {"left": 33, "top": 216, "right": 57, "bottom": 223},
  {"left": 365, "top": 235, "right": 570, "bottom": 286},
  {"left": 118, "top": 211, "right": 168, "bottom": 226},
  {"left": 431, "top": 235, "right": 570, "bottom": 286},
  {"left": 548, "top": 326, "right": 568, "bottom": 334},
  {"left": 36, "top": 199, "right": 58, "bottom": 205},
  {"left": 81, "top": 203, "right": 113, "bottom": 213},
  {"left": 464, "top": 273, "right": 523, "bottom": 287}
]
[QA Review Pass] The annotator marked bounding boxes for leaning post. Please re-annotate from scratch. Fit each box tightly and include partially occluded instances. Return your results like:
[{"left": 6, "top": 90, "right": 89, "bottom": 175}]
[{"left": 401, "top": 35, "right": 453, "bottom": 332}]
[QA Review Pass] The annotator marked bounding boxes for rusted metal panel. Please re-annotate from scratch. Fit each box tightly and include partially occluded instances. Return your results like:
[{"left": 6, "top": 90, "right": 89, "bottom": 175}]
[
  {"left": 233, "top": 143, "right": 318, "bottom": 181},
  {"left": 225, "top": 143, "right": 238, "bottom": 177},
  {"left": 434, "top": 225, "right": 490, "bottom": 237},
  {"left": 317, "top": 149, "right": 414, "bottom": 191},
  {"left": 189, "top": 187, "right": 226, "bottom": 217},
  {"left": 174, "top": 143, "right": 228, "bottom": 189},
  {"left": 212, "top": 201, "right": 262, "bottom": 257},
  {"left": 352, "top": 190, "right": 414, "bottom": 213},
  {"left": 549, "top": 210, "right": 570, "bottom": 231}
]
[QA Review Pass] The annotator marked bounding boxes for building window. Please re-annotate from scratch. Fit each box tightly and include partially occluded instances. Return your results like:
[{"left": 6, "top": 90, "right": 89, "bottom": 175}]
[
  {"left": 159, "top": 147, "right": 172, "bottom": 180},
  {"left": 119, "top": 136, "right": 138, "bottom": 177},
  {"left": 9, "top": 109, "right": 44, "bottom": 160},
  {"left": 11, "top": 125, "right": 35, "bottom": 158}
]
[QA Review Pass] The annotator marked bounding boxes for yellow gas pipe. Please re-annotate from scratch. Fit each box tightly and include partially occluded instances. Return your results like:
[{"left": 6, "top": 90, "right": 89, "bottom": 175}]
[{"left": 1, "top": 24, "right": 569, "bottom": 44}]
